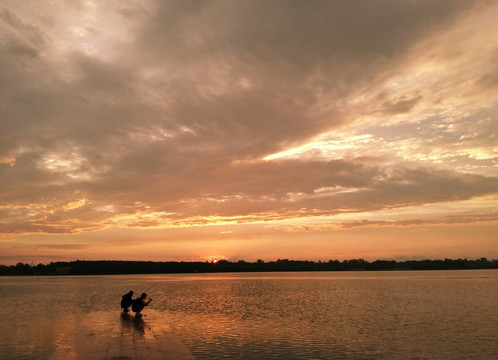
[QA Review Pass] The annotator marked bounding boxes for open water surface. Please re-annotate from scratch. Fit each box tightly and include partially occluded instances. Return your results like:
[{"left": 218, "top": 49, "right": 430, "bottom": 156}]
[{"left": 0, "top": 270, "right": 497, "bottom": 359}]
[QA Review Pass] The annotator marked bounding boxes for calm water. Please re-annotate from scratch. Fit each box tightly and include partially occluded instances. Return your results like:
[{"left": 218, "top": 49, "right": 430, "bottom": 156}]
[{"left": 0, "top": 270, "right": 497, "bottom": 359}]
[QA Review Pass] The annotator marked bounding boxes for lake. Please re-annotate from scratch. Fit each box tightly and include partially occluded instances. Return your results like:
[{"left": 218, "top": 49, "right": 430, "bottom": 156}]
[{"left": 0, "top": 270, "right": 496, "bottom": 359}]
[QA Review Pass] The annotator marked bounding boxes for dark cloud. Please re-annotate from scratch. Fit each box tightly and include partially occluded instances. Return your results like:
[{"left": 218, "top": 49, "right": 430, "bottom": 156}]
[
  {"left": 2, "top": 156, "right": 497, "bottom": 234},
  {"left": 0, "top": 0, "right": 497, "bottom": 238},
  {"left": 129, "top": 0, "right": 476, "bottom": 155},
  {"left": 137, "top": 0, "right": 474, "bottom": 67},
  {"left": 340, "top": 211, "right": 498, "bottom": 229},
  {"left": 476, "top": 49, "right": 498, "bottom": 90},
  {"left": 381, "top": 95, "right": 423, "bottom": 115}
]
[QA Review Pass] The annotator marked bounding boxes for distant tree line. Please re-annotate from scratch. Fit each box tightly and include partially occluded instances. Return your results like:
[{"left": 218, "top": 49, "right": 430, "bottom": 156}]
[{"left": 0, "top": 258, "right": 497, "bottom": 276}]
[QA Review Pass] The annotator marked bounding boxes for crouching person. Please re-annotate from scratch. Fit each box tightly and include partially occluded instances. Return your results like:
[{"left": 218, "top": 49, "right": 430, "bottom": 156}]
[
  {"left": 132, "top": 293, "right": 152, "bottom": 318},
  {"left": 121, "top": 291, "right": 134, "bottom": 313}
]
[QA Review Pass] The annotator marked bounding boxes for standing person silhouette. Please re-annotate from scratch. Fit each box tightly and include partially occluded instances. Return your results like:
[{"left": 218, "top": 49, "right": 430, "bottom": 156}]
[
  {"left": 132, "top": 293, "right": 152, "bottom": 318},
  {"left": 121, "top": 291, "right": 134, "bottom": 313}
]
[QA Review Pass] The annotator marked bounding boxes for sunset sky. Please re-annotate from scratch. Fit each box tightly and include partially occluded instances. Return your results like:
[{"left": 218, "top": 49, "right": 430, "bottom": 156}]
[{"left": 1, "top": 0, "right": 497, "bottom": 265}]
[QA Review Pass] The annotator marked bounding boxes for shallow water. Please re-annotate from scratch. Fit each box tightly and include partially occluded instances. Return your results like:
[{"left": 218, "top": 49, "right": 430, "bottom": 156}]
[{"left": 0, "top": 270, "right": 497, "bottom": 359}]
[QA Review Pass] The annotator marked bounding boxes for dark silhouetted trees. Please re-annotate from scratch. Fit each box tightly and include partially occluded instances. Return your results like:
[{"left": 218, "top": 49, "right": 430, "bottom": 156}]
[{"left": 0, "top": 258, "right": 497, "bottom": 275}]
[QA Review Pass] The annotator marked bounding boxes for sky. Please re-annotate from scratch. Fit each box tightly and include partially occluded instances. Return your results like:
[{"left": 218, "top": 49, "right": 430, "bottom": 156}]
[{"left": 1, "top": 0, "right": 497, "bottom": 265}]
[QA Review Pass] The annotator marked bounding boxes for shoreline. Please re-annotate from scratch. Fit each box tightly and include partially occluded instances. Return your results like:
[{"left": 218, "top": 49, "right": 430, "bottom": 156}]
[{"left": 2, "top": 258, "right": 497, "bottom": 276}]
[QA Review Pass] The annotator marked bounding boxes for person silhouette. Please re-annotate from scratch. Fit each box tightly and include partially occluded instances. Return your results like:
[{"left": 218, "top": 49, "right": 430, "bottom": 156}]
[
  {"left": 131, "top": 292, "right": 152, "bottom": 318},
  {"left": 121, "top": 291, "right": 134, "bottom": 313}
]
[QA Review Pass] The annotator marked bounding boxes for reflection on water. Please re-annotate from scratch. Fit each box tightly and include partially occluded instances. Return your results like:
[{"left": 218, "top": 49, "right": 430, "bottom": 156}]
[
  {"left": 0, "top": 270, "right": 497, "bottom": 359},
  {"left": 120, "top": 312, "right": 146, "bottom": 336}
]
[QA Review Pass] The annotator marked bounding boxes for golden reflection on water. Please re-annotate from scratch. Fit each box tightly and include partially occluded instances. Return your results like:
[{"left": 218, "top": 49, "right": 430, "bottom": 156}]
[
  {"left": 1, "top": 271, "right": 497, "bottom": 359},
  {"left": 157, "top": 271, "right": 498, "bottom": 359},
  {"left": 49, "top": 310, "right": 193, "bottom": 359}
]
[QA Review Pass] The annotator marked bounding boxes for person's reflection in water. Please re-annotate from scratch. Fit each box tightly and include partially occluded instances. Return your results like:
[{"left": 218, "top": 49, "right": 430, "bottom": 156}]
[
  {"left": 120, "top": 311, "right": 146, "bottom": 336},
  {"left": 120, "top": 312, "right": 132, "bottom": 331},
  {"left": 132, "top": 317, "right": 145, "bottom": 335}
]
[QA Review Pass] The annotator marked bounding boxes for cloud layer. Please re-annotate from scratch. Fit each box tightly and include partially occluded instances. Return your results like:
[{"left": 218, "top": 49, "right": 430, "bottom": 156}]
[{"left": 1, "top": 0, "right": 497, "bottom": 262}]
